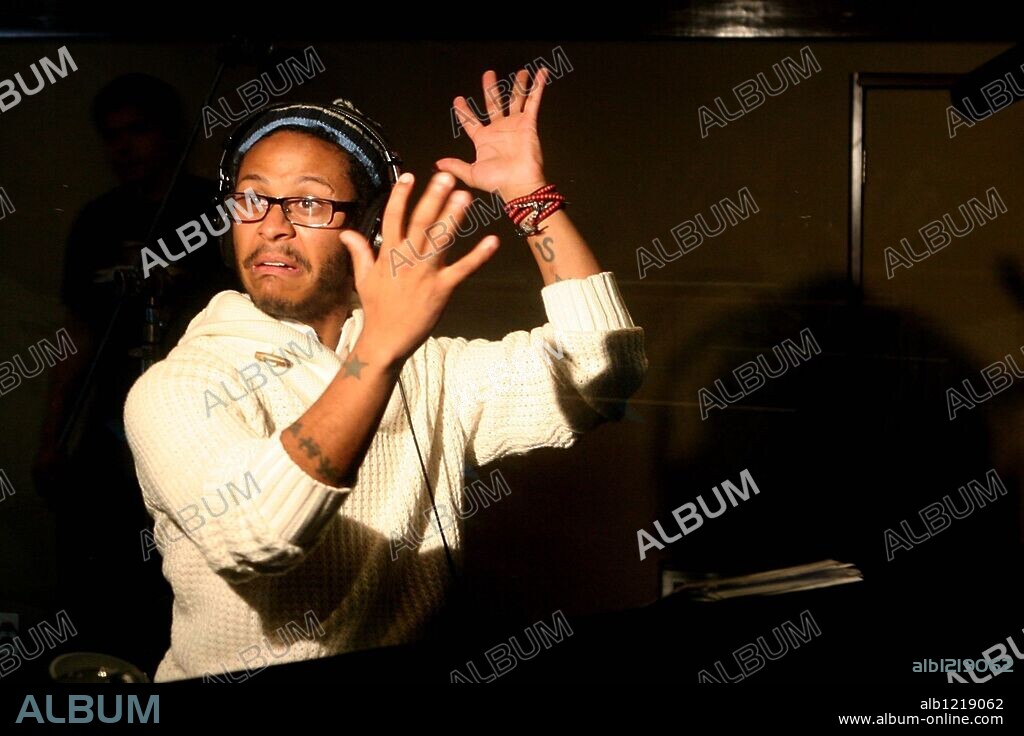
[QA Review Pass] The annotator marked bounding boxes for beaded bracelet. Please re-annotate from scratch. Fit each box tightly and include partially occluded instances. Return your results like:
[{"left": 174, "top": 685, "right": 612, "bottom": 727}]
[{"left": 502, "top": 184, "right": 567, "bottom": 237}]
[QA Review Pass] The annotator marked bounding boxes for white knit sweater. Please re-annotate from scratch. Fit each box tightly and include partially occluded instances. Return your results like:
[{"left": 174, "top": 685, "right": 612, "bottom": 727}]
[{"left": 123, "top": 271, "right": 647, "bottom": 682}]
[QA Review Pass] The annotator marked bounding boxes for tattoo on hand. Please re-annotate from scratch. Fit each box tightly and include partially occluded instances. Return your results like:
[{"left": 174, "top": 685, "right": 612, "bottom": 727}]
[{"left": 535, "top": 237, "right": 555, "bottom": 262}]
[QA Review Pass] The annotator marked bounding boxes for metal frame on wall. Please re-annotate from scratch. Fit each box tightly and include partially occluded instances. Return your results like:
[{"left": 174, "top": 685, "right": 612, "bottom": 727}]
[{"left": 848, "top": 72, "right": 960, "bottom": 289}]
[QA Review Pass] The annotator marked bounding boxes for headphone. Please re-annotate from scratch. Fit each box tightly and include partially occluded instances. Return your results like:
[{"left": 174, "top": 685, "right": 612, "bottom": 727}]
[
  {"left": 215, "top": 99, "right": 460, "bottom": 583},
  {"left": 216, "top": 98, "right": 402, "bottom": 266}
]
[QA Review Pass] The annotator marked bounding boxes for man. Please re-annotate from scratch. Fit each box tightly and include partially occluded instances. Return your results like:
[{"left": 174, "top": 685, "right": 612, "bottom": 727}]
[{"left": 123, "top": 66, "right": 648, "bottom": 682}]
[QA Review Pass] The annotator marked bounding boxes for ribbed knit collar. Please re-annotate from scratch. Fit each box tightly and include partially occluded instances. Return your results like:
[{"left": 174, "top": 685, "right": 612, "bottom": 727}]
[{"left": 179, "top": 289, "right": 364, "bottom": 365}]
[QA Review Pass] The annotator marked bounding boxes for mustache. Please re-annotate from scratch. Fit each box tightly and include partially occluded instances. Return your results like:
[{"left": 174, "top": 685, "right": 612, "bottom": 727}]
[{"left": 244, "top": 246, "right": 311, "bottom": 270}]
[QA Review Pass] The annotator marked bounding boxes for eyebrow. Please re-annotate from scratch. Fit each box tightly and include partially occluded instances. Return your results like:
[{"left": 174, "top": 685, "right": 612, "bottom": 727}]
[
  {"left": 295, "top": 175, "right": 335, "bottom": 193},
  {"left": 237, "top": 173, "right": 336, "bottom": 194}
]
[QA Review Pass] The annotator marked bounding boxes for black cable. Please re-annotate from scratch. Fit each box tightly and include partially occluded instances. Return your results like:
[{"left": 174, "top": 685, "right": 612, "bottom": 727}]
[{"left": 396, "top": 371, "right": 461, "bottom": 584}]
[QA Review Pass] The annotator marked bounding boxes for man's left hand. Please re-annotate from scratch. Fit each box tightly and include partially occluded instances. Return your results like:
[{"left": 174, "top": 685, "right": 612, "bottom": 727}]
[{"left": 436, "top": 66, "right": 550, "bottom": 200}]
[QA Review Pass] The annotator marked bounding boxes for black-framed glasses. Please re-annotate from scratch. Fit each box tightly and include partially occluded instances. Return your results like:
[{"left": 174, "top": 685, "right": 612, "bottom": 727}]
[{"left": 225, "top": 192, "right": 360, "bottom": 228}]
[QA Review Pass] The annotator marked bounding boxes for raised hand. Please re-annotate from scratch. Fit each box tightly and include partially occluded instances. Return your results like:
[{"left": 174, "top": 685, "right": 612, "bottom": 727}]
[
  {"left": 437, "top": 67, "right": 550, "bottom": 199},
  {"left": 338, "top": 171, "right": 499, "bottom": 364}
]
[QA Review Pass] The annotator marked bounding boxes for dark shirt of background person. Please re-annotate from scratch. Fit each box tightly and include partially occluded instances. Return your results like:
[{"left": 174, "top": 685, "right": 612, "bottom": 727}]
[{"left": 33, "top": 72, "right": 236, "bottom": 676}]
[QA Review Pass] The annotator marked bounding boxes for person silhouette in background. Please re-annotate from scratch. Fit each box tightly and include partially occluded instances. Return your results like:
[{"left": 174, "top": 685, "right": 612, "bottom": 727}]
[{"left": 33, "top": 73, "right": 235, "bottom": 676}]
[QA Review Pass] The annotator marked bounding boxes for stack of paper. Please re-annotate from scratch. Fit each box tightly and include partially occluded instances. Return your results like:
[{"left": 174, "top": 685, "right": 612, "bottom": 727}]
[{"left": 663, "top": 559, "right": 863, "bottom": 602}]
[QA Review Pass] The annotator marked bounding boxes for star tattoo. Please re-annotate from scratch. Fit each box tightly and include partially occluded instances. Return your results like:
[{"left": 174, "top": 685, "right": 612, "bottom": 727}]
[{"left": 342, "top": 353, "right": 367, "bottom": 378}]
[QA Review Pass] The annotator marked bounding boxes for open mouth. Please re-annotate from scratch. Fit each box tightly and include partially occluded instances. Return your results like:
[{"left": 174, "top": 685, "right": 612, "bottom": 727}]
[{"left": 252, "top": 257, "right": 302, "bottom": 276}]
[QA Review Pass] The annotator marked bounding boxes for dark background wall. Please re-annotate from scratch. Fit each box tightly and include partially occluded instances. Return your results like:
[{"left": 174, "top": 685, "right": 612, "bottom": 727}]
[{"left": 1, "top": 35, "right": 1022, "bottom": 676}]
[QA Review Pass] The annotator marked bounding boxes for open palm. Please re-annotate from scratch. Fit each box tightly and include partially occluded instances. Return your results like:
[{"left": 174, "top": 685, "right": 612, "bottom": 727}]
[{"left": 437, "top": 67, "right": 550, "bottom": 196}]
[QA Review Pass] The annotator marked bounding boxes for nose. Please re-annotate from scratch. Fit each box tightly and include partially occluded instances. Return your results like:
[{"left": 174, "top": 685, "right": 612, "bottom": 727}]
[{"left": 256, "top": 200, "right": 295, "bottom": 238}]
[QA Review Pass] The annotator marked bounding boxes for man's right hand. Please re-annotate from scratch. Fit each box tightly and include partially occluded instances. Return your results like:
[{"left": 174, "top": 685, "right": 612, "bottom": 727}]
[{"left": 338, "top": 171, "right": 500, "bottom": 365}]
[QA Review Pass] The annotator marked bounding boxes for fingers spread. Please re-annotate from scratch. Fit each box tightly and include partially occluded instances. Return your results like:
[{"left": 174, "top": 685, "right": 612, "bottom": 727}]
[
  {"left": 453, "top": 96, "right": 483, "bottom": 138},
  {"left": 442, "top": 235, "right": 499, "bottom": 288},
  {"left": 338, "top": 229, "right": 373, "bottom": 280},
  {"left": 524, "top": 66, "right": 548, "bottom": 118},
  {"left": 423, "top": 189, "right": 474, "bottom": 265},
  {"left": 406, "top": 172, "right": 457, "bottom": 259},
  {"left": 509, "top": 69, "right": 531, "bottom": 113},
  {"left": 482, "top": 69, "right": 503, "bottom": 120},
  {"left": 381, "top": 172, "right": 416, "bottom": 255}
]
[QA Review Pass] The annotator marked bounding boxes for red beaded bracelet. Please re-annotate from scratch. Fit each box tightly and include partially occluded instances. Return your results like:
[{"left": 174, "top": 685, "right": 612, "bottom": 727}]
[{"left": 502, "top": 183, "right": 567, "bottom": 237}]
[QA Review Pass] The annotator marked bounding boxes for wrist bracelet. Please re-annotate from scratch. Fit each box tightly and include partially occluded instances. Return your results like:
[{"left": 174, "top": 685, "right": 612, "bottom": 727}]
[{"left": 502, "top": 183, "right": 567, "bottom": 237}]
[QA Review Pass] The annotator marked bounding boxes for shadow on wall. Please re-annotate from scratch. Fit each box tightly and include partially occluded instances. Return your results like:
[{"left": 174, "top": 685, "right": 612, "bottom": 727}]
[{"left": 650, "top": 273, "right": 1020, "bottom": 589}]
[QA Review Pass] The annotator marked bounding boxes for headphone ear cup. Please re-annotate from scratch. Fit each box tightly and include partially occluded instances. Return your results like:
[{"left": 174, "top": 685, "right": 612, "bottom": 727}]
[{"left": 358, "top": 189, "right": 390, "bottom": 251}]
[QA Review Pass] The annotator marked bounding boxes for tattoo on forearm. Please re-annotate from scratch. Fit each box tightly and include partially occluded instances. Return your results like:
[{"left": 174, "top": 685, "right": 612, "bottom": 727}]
[
  {"left": 287, "top": 421, "right": 303, "bottom": 437},
  {"left": 293, "top": 431, "right": 347, "bottom": 485},
  {"left": 342, "top": 352, "right": 367, "bottom": 378},
  {"left": 298, "top": 436, "right": 321, "bottom": 458},
  {"left": 534, "top": 237, "right": 555, "bottom": 262},
  {"left": 315, "top": 455, "right": 347, "bottom": 486}
]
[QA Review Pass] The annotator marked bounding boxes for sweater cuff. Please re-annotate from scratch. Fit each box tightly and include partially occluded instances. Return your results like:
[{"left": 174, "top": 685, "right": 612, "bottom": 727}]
[
  {"left": 247, "top": 430, "right": 350, "bottom": 548},
  {"left": 541, "top": 271, "right": 636, "bottom": 332}
]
